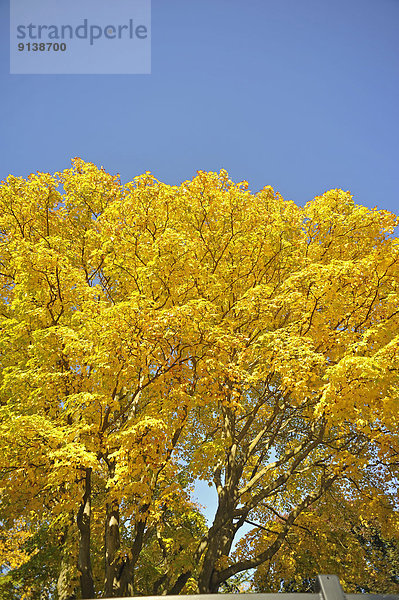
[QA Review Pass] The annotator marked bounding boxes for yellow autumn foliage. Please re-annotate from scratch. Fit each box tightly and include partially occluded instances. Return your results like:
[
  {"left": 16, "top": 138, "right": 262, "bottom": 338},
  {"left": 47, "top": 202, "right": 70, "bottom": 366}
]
[{"left": 0, "top": 159, "right": 398, "bottom": 596}]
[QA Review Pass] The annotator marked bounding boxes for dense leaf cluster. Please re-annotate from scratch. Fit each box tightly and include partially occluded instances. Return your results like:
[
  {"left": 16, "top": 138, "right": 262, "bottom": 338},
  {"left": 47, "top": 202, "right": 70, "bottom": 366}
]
[{"left": 0, "top": 159, "right": 398, "bottom": 597}]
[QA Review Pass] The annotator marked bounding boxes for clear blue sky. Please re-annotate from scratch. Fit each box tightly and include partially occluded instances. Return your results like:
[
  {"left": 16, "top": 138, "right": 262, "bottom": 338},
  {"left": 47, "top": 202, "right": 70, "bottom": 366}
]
[{"left": 1, "top": 0, "right": 398, "bottom": 213}]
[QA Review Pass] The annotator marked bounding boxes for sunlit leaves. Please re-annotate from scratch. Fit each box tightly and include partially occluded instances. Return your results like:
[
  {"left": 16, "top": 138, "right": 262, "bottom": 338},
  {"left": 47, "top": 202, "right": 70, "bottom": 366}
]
[{"left": 0, "top": 159, "right": 398, "bottom": 595}]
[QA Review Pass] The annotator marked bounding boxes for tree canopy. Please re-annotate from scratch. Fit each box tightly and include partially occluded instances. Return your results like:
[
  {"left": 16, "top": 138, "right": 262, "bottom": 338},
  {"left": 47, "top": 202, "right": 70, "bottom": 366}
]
[{"left": 0, "top": 159, "right": 398, "bottom": 598}]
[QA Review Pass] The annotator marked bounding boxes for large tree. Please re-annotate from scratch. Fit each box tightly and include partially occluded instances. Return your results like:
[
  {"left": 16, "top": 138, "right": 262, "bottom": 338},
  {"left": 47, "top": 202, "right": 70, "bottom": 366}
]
[{"left": 0, "top": 159, "right": 398, "bottom": 597}]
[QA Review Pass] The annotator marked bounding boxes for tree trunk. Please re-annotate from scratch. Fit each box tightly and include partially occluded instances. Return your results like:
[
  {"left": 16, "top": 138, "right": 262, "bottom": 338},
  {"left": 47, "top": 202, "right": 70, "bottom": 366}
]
[
  {"left": 168, "top": 571, "right": 192, "bottom": 595},
  {"left": 57, "top": 557, "right": 77, "bottom": 600},
  {"left": 77, "top": 468, "right": 95, "bottom": 599},
  {"left": 105, "top": 498, "right": 121, "bottom": 597},
  {"left": 197, "top": 504, "right": 237, "bottom": 593},
  {"left": 57, "top": 522, "right": 78, "bottom": 600},
  {"left": 113, "top": 516, "right": 148, "bottom": 596}
]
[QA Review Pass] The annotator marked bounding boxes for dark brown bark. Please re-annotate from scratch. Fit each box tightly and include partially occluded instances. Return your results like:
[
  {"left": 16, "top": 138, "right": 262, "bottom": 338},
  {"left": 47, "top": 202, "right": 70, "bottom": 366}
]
[
  {"left": 104, "top": 498, "right": 121, "bottom": 597},
  {"left": 167, "top": 571, "right": 192, "bottom": 595},
  {"left": 57, "top": 520, "right": 78, "bottom": 600},
  {"left": 197, "top": 493, "right": 238, "bottom": 593},
  {"left": 77, "top": 468, "right": 95, "bottom": 599},
  {"left": 113, "top": 513, "right": 150, "bottom": 596}
]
